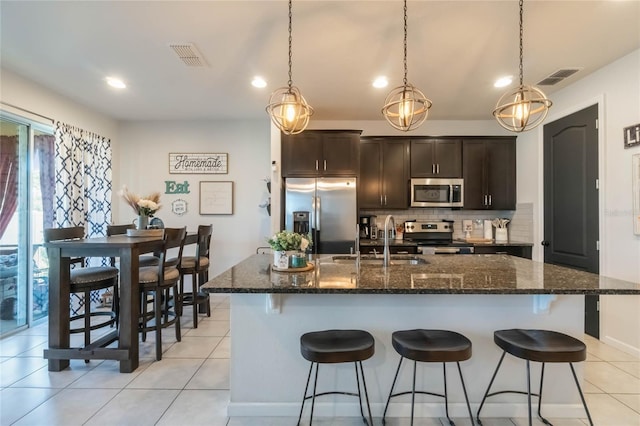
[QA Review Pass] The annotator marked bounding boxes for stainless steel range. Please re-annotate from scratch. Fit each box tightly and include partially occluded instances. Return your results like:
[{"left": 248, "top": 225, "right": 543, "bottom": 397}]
[{"left": 404, "top": 220, "right": 474, "bottom": 254}]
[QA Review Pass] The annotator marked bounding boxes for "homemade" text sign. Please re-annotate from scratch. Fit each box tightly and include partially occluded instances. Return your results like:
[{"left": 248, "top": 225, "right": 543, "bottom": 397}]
[{"left": 169, "top": 153, "right": 228, "bottom": 174}]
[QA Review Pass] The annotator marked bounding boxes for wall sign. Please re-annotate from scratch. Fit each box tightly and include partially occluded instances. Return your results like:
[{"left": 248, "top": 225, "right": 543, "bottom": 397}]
[
  {"left": 171, "top": 199, "right": 188, "bottom": 216},
  {"left": 624, "top": 123, "right": 640, "bottom": 149},
  {"left": 169, "top": 153, "right": 228, "bottom": 174},
  {"left": 165, "top": 180, "right": 190, "bottom": 194},
  {"left": 200, "top": 181, "right": 233, "bottom": 215}
]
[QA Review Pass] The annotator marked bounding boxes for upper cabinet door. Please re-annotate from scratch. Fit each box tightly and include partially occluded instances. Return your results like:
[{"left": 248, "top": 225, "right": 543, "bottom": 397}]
[
  {"left": 462, "top": 137, "right": 516, "bottom": 210},
  {"left": 322, "top": 132, "right": 360, "bottom": 175},
  {"left": 281, "top": 130, "right": 361, "bottom": 177},
  {"left": 358, "top": 140, "right": 383, "bottom": 208},
  {"left": 281, "top": 132, "right": 323, "bottom": 176},
  {"left": 382, "top": 139, "right": 410, "bottom": 208},
  {"left": 410, "top": 139, "right": 462, "bottom": 177}
]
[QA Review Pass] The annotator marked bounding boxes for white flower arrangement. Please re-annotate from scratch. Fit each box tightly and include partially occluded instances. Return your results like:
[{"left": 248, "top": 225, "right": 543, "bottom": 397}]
[{"left": 267, "top": 230, "right": 312, "bottom": 252}]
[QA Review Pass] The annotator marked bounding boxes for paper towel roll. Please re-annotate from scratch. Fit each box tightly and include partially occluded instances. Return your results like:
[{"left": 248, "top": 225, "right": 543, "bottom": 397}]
[{"left": 483, "top": 220, "right": 493, "bottom": 240}]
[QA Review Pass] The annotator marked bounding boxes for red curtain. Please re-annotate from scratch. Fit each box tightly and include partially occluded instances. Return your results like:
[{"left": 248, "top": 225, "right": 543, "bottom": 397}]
[{"left": 0, "top": 136, "right": 18, "bottom": 239}]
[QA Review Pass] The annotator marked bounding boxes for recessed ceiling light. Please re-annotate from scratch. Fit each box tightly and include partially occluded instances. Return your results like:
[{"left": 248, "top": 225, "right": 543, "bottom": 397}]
[
  {"left": 372, "top": 76, "right": 388, "bottom": 89},
  {"left": 106, "top": 77, "right": 126, "bottom": 89},
  {"left": 494, "top": 76, "right": 513, "bottom": 88},
  {"left": 251, "top": 76, "right": 267, "bottom": 88}
]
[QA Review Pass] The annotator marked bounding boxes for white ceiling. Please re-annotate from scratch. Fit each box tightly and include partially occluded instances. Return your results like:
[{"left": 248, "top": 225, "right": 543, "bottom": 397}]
[{"left": 1, "top": 1, "right": 639, "bottom": 123}]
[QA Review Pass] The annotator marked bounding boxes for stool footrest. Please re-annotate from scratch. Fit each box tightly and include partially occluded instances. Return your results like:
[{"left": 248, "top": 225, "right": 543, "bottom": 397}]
[
  {"left": 486, "top": 389, "right": 541, "bottom": 399},
  {"left": 389, "top": 390, "right": 446, "bottom": 400},
  {"left": 303, "top": 390, "right": 360, "bottom": 401}
]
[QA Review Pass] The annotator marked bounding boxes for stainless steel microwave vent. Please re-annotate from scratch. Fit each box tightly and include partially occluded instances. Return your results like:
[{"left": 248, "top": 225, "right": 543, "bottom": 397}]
[
  {"left": 169, "top": 43, "right": 207, "bottom": 67},
  {"left": 537, "top": 68, "right": 581, "bottom": 86}
]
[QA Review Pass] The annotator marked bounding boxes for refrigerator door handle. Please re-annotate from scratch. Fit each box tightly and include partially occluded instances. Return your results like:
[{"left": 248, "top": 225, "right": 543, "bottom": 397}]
[{"left": 316, "top": 195, "right": 321, "bottom": 230}]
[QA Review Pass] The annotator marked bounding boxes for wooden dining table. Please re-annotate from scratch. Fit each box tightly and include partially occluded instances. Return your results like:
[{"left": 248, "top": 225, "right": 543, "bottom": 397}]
[{"left": 44, "top": 233, "right": 197, "bottom": 373}]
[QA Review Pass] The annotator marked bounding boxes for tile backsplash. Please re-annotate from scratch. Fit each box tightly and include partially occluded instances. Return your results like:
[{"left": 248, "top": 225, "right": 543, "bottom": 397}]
[{"left": 361, "top": 202, "right": 533, "bottom": 242}]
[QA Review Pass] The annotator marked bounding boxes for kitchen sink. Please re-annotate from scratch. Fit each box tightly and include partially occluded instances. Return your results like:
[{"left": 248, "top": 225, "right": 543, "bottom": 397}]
[{"left": 331, "top": 255, "right": 428, "bottom": 266}]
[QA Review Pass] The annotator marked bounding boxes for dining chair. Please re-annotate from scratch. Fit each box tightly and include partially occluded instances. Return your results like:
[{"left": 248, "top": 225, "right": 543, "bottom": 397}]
[
  {"left": 178, "top": 224, "right": 213, "bottom": 328},
  {"left": 138, "top": 227, "right": 186, "bottom": 361},
  {"left": 43, "top": 226, "right": 120, "bottom": 354}
]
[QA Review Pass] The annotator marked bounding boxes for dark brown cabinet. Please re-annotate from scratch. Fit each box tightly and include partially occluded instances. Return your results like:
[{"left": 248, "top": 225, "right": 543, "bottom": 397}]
[
  {"left": 472, "top": 244, "right": 532, "bottom": 259},
  {"left": 463, "top": 137, "right": 516, "bottom": 210},
  {"left": 359, "top": 138, "right": 410, "bottom": 209},
  {"left": 410, "top": 138, "right": 462, "bottom": 177},
  {"left": 281, "top": 130, "right": 361, "bottom": 177}
]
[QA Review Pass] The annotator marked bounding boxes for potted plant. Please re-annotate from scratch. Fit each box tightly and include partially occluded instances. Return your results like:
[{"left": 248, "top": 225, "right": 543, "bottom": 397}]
[{"left": 267, "top": 230, "right": 312, "bottom": 269}]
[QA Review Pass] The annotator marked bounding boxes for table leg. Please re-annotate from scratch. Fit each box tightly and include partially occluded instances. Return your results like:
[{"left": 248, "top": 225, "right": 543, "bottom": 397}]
[
  {"left": 118, "top": 247, "right": 140, "bottom": 373},
  {"left": 47, "top": 248, "right": 70, "bottom": 371}
]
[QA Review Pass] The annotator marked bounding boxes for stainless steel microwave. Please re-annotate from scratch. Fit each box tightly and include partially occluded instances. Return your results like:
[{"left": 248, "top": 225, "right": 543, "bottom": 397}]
[{"left": 410, "top": 178, "right": 464, "bottom": 208}]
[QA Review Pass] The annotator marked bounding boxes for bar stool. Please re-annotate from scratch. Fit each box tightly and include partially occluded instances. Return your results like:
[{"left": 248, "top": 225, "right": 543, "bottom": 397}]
[
  {"left": 297, "top": 329, "right": 375, "bottom": 426},
  {"left": 382, "top": 329, "right": 474, "bottom": 425},
  {"left": 476, "top": 329, "right": 594, "bottom": 426},
  {"left": 44, "top": 227, "right": 120, "bottom": 354}
]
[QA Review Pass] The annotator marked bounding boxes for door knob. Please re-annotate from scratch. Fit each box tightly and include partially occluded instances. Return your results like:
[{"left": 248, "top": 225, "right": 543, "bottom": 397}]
[{"left": 541, "top": 241, "right": 550, "bottom": 246}]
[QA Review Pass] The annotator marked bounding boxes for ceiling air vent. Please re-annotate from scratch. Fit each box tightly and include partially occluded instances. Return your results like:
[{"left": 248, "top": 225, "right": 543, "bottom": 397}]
[
  {"left": 169, "top": 43, "right": 207, "bottom": 67},
  {"left": 537, "top": 68, "right": 581, "bottom": 86}
]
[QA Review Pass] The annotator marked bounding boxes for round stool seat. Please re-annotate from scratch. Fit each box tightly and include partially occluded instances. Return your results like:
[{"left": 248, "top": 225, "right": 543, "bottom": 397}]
[
  {"left": 494, "top": 329, "right": 586, "bottom": 363},
  {"left": 392, "top": 329, "right": 472, "bottom": 363},
  {"left": 300, "top": 329, "right": 374, "bottom": 364}
]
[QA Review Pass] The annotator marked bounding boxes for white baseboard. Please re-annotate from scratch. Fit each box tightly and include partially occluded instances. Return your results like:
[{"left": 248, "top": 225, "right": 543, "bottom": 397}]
[
  {"left": 601, "top": 335, "right": 640, "bottom": 358},
  {"left": 227, "top": 401, "right": 589, "bottom": 419}
]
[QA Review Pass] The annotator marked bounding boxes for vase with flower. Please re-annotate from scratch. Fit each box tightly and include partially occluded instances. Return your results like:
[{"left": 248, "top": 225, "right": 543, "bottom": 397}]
[
  {"left": 119, "top": 186, "right": 162, "bottom": 230},
  {"left": 267, "top": 230, "right": 312, "bottom": 269}
]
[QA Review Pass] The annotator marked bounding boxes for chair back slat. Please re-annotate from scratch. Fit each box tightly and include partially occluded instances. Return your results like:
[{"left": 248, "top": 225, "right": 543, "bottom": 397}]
[
  {"left": 160, "top": 227, "right": 187, "bottom": 270},
  {"left": 196, "top": 225, "right": 213, "bottom": 260},
  {"left": 107, "top": 224, "right": 134, "bottom": 236},
  {"left": 44, "top": 226, "right": 84, "bottom": 243}
]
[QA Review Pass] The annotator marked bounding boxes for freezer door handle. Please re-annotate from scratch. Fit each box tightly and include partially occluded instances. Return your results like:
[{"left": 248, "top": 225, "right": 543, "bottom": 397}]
[{"left": 315, "top": 195, "right": 321, "bottom": 230}]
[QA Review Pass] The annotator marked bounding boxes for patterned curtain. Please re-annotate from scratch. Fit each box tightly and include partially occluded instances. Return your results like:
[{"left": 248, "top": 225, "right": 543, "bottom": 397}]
[
  {"left": 54, "top": 122, "right": 112, "bottom": 263},
  {"left": 0, "top": 136, "right": 18, "bottom": 239}
]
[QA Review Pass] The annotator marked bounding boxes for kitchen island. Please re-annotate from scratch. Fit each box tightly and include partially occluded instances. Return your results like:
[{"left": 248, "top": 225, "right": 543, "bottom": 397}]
[{"left": 202, "top": 253, "right": 640, "bottom": 419}]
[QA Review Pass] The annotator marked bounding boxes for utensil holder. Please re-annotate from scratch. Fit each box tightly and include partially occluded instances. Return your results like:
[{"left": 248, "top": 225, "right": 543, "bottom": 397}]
[{"left": 495, "top": 228, "right": 508, "bottom": 243}]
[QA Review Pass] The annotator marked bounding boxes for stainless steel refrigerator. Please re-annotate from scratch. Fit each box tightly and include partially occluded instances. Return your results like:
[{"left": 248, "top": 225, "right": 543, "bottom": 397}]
[{"left": 284, "top": 177, "right": 357, "bottom": 254}]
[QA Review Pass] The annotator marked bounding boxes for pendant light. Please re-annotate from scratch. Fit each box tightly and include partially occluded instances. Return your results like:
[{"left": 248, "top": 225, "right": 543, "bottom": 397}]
[
  {"left": 266, "top": 0, "right": 313, "bottom": 135},
  {"left": 493, "top": 0, "right": 552, "bottom": 132},
  {"left": 382, "top": 0, "right": 432, "bottom": 132}
]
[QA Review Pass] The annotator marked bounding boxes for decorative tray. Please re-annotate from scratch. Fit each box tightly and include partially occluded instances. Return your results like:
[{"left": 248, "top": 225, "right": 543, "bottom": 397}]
[
  {"left": 126, "top": 229, "right": 164, "bottom": 238},
  {"left": 272, "top": 262, "right": 315, "bottom": 273}
]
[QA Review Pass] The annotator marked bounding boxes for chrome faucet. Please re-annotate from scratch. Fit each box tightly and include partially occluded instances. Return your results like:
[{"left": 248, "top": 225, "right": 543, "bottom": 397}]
[{"left": 383, "top": 214, "right": 395, "bottom": 267}]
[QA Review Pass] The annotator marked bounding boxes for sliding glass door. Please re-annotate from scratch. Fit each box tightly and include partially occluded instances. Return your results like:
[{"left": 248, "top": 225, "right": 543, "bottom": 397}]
[{"left": 0, "top": 115, "right": 54, "bottom": 335}]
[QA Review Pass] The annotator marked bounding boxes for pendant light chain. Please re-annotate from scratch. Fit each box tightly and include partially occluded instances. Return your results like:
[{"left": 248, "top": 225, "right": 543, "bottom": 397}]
[
  {"left": 492, "top": 0, "right": 552, "bottom": 132},
  {"left": 518, "top": 0, "right": 524, "bottom": 87},
  {"left": 403, "top": 0, "right": 408, "bottom": 86},
  {"left": 287, "top": 0, "right": 293, "bottom": 89},
  {"left": 265, "top": 0, "right": 313, "bottom": 135}
]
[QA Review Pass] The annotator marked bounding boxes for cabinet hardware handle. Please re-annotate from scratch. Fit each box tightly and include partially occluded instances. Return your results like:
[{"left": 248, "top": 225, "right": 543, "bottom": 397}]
[
  {"left": 483, "top": 195, "right": 487, "bottom": 205},
  {"left": 315, "top": 160, "right": 319, "bottom": 171},
  {"left": 323, "top": 160, "right": 327, "bottom": 171},
  {"left": 380, "top": 195, "right": 383, "bottom": 205},
  {"left": 436, "top": 164, "right": 440, "bottom": 174},
  {"left": 488, "top": 195, "right": 492, "bottom": 206},
  {"left": 432, "top": 164, "right": 435, "bottom": 174},
  {"left": 397, "top": 251, "right": 409, "bottom": 254},
  {"left": 384, "top": 195, "right": 387, "bottom": 205}
]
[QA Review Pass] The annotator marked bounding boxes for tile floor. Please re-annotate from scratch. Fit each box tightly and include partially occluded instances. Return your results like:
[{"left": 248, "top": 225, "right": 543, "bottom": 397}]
[{"left": 1, "top": 295, "right": 638, "bottom": 425}]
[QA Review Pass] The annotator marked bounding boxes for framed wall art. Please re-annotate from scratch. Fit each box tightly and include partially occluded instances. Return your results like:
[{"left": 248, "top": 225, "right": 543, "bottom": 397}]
[
  {"left": 200, "top": 181, "right": 233, "bottom": 215},
  {"left": 633, "top": 154, "right": 640, "bottom": 235},
  {"left": 169, "top": 153, "right": 228, "bottom": 174},
  {"left": 624, "top": 123, "right": 640, "bottom": 149}
]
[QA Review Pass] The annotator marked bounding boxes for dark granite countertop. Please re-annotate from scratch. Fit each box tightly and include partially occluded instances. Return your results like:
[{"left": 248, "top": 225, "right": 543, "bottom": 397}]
[{"left": 201, "top": 253, "right": 640, "bottom": 295}]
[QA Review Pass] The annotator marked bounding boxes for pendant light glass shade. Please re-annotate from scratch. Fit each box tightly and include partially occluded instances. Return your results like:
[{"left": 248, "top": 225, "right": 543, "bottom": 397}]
[
  {"left": 494, "top": 0, "right": 551, "bottom": 132},
  {"left": 266, "top": 0, "right": 313, "bottom": 135},
  {"left": 493, "top": 84, "right": 552, "bottom": 132},
  {"left": 382, "top": 84, "right": 432, "bottom": 131},
  {"left": 267, "top": 86, "right": 312, "bottom": 135},
  {"left": 382, "top": 0, "right": 431, "bottom": 132}
]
